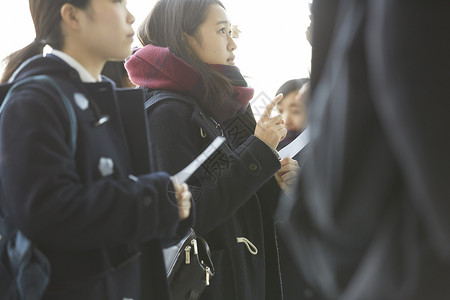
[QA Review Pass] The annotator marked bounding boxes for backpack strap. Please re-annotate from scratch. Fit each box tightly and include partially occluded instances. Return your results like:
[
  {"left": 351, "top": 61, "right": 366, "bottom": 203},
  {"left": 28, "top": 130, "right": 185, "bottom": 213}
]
[
  {"left": 144, "top": 89, "right": 226, "bottom": 142},
  {"left": 0, "top": 74, "right": 75, "bottom": 298},
  {"left": 144, "top": 89, "right": 196, "bottom": 111},
  {"left": 0, "top": 75, "right": 77, "bottom": 155}
]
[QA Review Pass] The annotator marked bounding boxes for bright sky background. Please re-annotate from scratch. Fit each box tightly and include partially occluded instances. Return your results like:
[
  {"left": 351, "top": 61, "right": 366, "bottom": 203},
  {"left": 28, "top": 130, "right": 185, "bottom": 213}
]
[{"left": 0, "top": 0, "right": 311, "bottom": 109}]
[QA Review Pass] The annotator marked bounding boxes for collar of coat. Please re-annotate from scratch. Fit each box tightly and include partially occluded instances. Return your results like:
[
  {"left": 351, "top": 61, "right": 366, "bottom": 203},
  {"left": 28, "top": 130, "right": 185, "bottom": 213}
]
[{"left": 125, "top": 44, "right": 254, "bottom": 123}]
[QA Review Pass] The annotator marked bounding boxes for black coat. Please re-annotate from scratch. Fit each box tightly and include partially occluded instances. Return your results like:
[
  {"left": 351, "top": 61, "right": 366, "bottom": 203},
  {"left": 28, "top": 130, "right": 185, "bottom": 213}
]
[
  {"left": 146, "top": 90, "right": 283, "bottom": 300},
  {"left": 0, "top": 55, "right": 182, "bottom": 299},
  {"left": 276, "top": 146, "right": 323, "bottom": 300},
  {"left": 279, "top": 0, "right": 450, "bottom": 299}
]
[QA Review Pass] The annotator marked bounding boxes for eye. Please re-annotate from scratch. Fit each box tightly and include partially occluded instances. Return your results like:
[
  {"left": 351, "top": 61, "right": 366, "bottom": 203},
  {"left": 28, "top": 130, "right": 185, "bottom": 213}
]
[{"left": 219, "top": 28, "right": 226, "bottom": 34}]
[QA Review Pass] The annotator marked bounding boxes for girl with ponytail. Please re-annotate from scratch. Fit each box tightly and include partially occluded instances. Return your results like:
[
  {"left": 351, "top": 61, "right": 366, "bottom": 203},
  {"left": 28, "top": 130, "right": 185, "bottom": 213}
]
[{"left": 0, "top": 1, "right": 192, "bottom": 299}]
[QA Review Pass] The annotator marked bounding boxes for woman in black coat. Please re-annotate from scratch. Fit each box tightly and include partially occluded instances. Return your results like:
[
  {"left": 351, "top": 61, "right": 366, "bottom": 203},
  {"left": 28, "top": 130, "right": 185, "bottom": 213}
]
[
  {"left": 0, "top": 0, "right": 191, "bottom": 299},
  {"left": 125, "top": 0, "right": 299, "bottom": 299}
]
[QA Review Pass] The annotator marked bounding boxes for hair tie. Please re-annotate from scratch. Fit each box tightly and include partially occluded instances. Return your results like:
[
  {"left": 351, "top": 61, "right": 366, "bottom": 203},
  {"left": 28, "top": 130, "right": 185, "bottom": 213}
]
[{"left": 33, "top": 38, "right": 47, "bottom": 46}]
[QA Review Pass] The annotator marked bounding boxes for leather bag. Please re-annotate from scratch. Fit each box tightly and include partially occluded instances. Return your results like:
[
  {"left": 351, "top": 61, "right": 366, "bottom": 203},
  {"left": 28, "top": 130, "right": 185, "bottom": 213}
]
[{"left": 163, "top": 229, "right": 215, "bottom": 300}]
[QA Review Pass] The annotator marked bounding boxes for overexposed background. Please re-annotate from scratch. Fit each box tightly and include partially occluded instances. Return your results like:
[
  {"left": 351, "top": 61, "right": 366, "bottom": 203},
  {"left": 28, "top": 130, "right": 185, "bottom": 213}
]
[{"left": 0, "top": 0, "right": 311, "bottom": 111}]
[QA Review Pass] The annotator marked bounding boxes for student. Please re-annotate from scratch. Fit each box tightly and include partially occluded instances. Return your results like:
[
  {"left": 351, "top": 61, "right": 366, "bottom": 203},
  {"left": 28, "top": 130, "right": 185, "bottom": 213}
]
[
  {"left": 125, "top": 0, "right": 299, "bottom": 299},
  {"left": 0, "top": 0, "right": 191, "bottom": 299},
  {"left": 275, "top": 78, "right": 321, "bottom": 300},
  {"left": 276, "top": 78, "right": 309, "bottom": 151}
]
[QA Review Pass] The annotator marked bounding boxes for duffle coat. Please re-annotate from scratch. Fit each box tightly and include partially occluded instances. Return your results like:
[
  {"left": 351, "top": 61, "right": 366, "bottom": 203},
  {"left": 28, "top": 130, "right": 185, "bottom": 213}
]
[
  {"left": 0, "top": 55, "right": 181, "bottom": 300},
  {"left": 145, "top": 90, "right": 283, "bottom": 300}
]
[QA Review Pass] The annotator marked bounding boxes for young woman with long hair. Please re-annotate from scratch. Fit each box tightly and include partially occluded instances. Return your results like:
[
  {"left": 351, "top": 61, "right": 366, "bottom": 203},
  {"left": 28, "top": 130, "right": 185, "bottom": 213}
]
[{"left": 125, "top": 0, "right": 299, "bottom": 298}]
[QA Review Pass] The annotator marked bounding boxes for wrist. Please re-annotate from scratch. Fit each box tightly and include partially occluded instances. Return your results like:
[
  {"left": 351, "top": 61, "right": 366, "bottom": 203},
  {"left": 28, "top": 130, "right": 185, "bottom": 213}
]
[{"left": 257, "top": 137, "right": 281, "bottom": 160}]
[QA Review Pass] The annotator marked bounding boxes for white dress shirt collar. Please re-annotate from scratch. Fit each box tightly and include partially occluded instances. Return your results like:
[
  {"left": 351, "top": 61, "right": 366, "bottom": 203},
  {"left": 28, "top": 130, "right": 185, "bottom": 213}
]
[{"left": 50, "top": 49, "right": 102, "bottom": 83}]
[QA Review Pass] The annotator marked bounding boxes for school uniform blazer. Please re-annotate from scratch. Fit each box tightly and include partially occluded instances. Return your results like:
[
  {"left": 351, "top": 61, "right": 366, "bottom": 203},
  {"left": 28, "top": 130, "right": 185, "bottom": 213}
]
[
  {"left": 0, "top": 56, "right": 180, "bottom": 300},
  {"left": 145, "top": 90, "right": 283, "bottom": 300}
]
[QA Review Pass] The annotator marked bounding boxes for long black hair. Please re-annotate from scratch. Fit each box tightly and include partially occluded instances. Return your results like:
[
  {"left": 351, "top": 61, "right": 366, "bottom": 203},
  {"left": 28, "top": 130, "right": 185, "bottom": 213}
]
[
  {"left": 138, "top": 0, "right": 237, "bottom": 117},
  {"left": 1, "top": 0, "right": 90, "bottom": 83}
]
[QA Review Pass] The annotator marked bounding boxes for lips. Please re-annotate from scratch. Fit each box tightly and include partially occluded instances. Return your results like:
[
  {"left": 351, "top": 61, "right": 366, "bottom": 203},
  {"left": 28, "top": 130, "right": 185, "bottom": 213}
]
[{"left": 227, "top": 55, "right": 235, "bottom": 65}]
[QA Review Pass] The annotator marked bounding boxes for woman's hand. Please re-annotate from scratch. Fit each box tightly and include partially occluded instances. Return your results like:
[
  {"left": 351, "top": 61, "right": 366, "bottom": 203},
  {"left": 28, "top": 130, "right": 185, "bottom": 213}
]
[
  {"left": 275, "top": 158, "right": 300, "bottom": 195},
  {"left": 254, "top": 94, "right": 287, "bottom": 150},
  {"left": 174, "top": 182, "right": 192, "bottom": 220}
]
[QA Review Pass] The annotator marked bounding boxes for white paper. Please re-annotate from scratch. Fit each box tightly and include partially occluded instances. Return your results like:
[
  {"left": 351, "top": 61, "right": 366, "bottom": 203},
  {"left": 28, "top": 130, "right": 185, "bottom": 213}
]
[
  {"left": 278, "top": 127, "right": 310, "bottom": 159},
  {"left": 170, "top": 136, "right": 226, "bottom": 184}
]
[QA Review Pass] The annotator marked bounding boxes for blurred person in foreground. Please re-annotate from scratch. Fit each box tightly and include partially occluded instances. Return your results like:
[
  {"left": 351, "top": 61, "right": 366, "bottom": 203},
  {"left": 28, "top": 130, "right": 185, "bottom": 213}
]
[{"left": 278, "top": 0, "right": 450, "bottom": 299}]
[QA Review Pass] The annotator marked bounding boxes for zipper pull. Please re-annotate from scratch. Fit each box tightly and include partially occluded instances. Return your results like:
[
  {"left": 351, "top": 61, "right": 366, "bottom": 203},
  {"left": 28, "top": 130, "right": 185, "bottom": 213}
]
[
  {"left": 205, "top": 267, "right": 211, "bottom": 285},
  {"left": 185, "top": 246, "right": 191, "bottom": 264},
  {"left": 191, "top": 239, "right": 198, "bottom": 256}
]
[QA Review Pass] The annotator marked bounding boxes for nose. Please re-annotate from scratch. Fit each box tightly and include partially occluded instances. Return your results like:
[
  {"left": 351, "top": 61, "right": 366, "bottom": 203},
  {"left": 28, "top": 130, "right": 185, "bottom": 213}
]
[
  {"left": 227, "top": 34, "right": 237, "bottom": 51},
  {"left": 282, "top": 112, "right": 290, "bottom": 124},
  {"left": 284, "top": 115, "right": 295, "bottom": 131},
  {"left": 127, "top": 8, "right": 135, "bottom": 25}
]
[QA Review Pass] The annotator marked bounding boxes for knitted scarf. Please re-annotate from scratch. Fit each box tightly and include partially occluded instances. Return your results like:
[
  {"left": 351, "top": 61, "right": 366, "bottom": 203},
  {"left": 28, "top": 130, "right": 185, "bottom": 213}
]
[{"left": 125, "top": 44, "right": 254, "bottom": 123}]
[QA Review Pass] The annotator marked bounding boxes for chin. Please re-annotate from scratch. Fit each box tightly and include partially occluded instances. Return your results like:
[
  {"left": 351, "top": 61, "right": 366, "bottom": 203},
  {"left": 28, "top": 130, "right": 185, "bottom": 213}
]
[{"left": 115, "top": 50, "right": 132, "bottom": 61}]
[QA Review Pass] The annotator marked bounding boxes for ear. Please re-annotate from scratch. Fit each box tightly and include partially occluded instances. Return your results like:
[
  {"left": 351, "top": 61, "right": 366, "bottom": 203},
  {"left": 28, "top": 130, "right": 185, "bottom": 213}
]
[
  {"left": 185, "top": 32, "right": 203, "bottom": 45},
  {"left": 60, "top": 3, "right": 82, "bottom": 30},
  {"left": 183, "top": 32, "right": 201, "bottom": 56},
  {"left": 183, "top": 32, "right": 193, "bottom": 44}
]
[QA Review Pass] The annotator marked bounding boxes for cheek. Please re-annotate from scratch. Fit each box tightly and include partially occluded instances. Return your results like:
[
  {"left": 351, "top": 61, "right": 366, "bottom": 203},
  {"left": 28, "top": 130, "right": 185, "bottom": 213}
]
[
  {"left": 212, "top": 38, "right": 228, "bottom": 53},
  {"left": 211, "top": 41, "right": 225, "bottom": 53},
  {"left": 288, "top": 113, "right": 303, "bottom": 124},
  {"left": 204, "top": 44, "right": 227, "bottom": 63}
]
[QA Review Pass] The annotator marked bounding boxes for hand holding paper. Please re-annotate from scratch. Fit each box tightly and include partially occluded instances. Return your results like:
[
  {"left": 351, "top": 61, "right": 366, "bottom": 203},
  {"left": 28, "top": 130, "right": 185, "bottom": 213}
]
[
  {"left": 275, "top": 158, "right": 300, "bottom": 195},
  {"left": 170, "top": 136, "right": 225, "bottom": 218},
  {"left": 174, "top": 183, "right": 191, "bottom": 220}
]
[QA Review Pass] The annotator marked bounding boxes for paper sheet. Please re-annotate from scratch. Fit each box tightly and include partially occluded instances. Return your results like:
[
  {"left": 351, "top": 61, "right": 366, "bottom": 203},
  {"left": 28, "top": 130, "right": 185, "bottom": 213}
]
[
  {"left": 278, "top": 127, "right": 310, "bottom": 159},
  {"left": 170, "top": 136, "right": 226, "bottom": 184}
]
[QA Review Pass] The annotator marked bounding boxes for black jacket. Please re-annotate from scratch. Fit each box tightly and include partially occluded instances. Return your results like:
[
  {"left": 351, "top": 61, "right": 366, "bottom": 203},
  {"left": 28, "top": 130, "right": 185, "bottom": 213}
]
[
  {"left": 146, "top": 90, "right": 283, "bottom": 300},
  {"left": 279, "top": 0, "right": 450, "bottom": 299},
  {"left": 0, "top": 55, "right": 181, "bottom": 299}
]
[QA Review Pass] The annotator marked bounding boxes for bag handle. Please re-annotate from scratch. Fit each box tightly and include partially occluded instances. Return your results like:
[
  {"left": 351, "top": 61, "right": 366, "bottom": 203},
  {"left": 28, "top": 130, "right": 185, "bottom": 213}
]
[{"left": 196, "top": 235, "right": 215, "bottom": 276}]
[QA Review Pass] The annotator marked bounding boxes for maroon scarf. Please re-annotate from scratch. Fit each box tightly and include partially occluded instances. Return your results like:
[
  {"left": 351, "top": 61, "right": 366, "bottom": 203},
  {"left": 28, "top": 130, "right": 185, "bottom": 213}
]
[{"left": 125, "top": 44, "right": 254, "bottom": 122}]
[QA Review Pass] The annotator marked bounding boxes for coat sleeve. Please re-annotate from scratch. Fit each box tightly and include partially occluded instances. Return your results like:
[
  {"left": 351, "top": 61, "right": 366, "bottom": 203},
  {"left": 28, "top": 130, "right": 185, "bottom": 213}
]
[
  {"left": 0, "top": 87, "right": 180, "bottom": 251},
  {"left": 147, "top": 100, "right": 281, "bottom": 235}
]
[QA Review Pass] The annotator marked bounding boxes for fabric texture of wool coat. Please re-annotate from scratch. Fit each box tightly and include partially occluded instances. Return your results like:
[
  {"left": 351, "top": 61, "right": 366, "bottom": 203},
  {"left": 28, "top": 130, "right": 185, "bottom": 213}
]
[
  {"left": 126, "top": 44, "right": 285, "bottom": 299},
  {"left": 144, "top": 88, "right": 284, "bottom": 300},
  {"left": 0, "top": 55, "right": 184, "bottom": 300}
]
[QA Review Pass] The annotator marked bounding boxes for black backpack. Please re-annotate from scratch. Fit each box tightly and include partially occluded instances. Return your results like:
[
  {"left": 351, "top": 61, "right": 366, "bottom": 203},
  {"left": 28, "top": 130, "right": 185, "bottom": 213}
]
[{"left": 0, "top": 75, "right": 77, "bottom": 300}]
